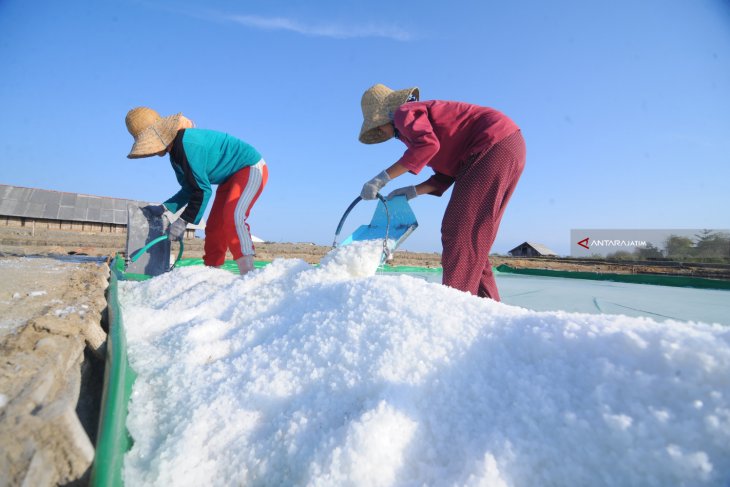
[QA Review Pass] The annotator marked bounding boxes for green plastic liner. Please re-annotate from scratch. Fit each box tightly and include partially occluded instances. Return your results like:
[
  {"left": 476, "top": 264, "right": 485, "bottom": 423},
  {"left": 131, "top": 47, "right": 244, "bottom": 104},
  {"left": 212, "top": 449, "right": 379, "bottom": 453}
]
[
  {"left": 496, "top": 264, "right": 730, "bottom": 290},
  {"left": 377, "top": 264, "right": 442, "bottom": 273},
  {"left": 90, "top": 258, "right": 138, "bottom": 487},
  {"left": 174, "top": 257, "right": 442, "bottom": 274},
  {"left": 174, "top": 257, "right": 269, "bottom": 273}
]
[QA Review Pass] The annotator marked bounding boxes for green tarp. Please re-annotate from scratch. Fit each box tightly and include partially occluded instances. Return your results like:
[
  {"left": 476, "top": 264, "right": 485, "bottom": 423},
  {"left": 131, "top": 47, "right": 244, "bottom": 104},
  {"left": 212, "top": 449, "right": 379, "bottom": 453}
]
[
  {"left": 90, "top": 260, "right": 137, "bottom": 487},
  {"left": 496, "top": 264, "right": 730, "bottom": 290}
]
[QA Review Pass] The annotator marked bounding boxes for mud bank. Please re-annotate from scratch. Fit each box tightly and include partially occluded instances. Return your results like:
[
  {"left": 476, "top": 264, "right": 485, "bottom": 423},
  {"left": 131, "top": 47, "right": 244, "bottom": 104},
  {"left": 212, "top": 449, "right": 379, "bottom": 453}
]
[{"left": 0, "top": 257, "right": 109, "bottom": 486}]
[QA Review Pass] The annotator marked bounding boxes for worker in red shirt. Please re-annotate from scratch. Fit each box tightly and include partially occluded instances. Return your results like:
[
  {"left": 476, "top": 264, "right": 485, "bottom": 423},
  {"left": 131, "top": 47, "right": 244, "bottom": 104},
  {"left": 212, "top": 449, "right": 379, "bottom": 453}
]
[{"left": 358, "top": 84, "right": 525, "bottom": 301}]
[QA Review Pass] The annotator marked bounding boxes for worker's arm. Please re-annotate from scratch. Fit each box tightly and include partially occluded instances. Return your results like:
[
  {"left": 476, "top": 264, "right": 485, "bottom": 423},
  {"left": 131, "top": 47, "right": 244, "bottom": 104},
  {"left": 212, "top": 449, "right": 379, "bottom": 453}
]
[
  {"left": 385, "top": 171, "right": 454, "bottom": 200},
  {"left": 385, "top": 162, "right": 409, "bottom": 180}
]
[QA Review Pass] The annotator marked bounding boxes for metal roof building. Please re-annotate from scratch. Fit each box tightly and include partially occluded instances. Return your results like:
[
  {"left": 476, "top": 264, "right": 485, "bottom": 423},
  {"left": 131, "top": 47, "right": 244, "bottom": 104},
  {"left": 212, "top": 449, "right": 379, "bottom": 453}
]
[
  {"left": 0, "top": 184, "right": 134, "bottom": 226},
  {"left": 0, "top": 184, "right": 203, "bottom": 235},
  {"left": 508, "top": 241, "right": 559, "bottom": 257}
]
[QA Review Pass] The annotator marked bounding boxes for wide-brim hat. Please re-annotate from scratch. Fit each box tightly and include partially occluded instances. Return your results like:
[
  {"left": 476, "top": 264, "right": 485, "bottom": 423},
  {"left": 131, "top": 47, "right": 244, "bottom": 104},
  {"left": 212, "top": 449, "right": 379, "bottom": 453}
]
[
  {"left": 125, "top": 107, "right": 182, "bottom": 159},
  {"left": 359, "top": 83, "right": 419, "bottom": 144}
]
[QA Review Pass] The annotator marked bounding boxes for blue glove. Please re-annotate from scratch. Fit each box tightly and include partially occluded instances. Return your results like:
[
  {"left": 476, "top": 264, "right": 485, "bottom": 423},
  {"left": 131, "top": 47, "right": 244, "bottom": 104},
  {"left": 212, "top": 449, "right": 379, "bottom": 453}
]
[
  {"left": 142, "top": 204, "right": 166, "bottom": 218},
  {"left": 167, "top": 218, "right": 187, "bottom": 241},
  {"left": 386, "top": 186, "right": 418, "bottom": 200},
  {"left": 360, "top": 170, "right": 391, "bottom": 200}
]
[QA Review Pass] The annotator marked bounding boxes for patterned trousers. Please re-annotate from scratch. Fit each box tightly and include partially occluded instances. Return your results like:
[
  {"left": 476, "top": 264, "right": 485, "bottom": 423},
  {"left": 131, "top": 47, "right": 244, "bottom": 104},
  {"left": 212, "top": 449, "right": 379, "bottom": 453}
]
[
  {"left": 441, "top": 131, "right": 525, "bottom": 300},
  {"left": 203, "top": 160, "right": 268, "bottom": 266}
]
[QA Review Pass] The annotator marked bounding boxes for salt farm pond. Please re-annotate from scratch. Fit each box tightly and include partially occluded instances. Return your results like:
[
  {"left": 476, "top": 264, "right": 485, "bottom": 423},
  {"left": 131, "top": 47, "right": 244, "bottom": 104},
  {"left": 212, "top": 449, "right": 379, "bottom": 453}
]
[{"left": 119, "top": 242, "right": 730, "bottom": 486}]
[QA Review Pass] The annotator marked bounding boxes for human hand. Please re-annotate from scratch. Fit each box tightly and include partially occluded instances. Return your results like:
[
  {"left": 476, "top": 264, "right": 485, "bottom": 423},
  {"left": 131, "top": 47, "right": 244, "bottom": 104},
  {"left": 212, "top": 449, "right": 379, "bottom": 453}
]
[
  {"left": 360, "top": 170, "right": 391, "bottom": 200},
  {"left": 142, "top": 204, "right": 166, "bottom": 218},
  {"left": 167, "top": 218, "right": 187, "bottom": 241},
  {"left": 386, "top": 186, "right": 418, "bottom": 201}
]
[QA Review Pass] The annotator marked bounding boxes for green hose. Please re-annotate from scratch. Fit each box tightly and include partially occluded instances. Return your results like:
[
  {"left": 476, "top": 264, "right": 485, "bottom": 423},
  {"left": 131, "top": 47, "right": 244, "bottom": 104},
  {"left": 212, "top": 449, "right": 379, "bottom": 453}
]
[{"left": 129, "top": 235, "right": 184, "bottom": 268}]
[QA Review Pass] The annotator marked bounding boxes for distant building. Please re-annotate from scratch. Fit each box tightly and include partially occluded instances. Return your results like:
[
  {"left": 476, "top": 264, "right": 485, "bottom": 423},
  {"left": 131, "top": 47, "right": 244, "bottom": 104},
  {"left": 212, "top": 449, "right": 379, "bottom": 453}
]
[
  {"left": 0, "top": 184, "right": 203, "bottom": 239},
  {"left": 508, "top": 242, "right": 558, "bottom": 257}
]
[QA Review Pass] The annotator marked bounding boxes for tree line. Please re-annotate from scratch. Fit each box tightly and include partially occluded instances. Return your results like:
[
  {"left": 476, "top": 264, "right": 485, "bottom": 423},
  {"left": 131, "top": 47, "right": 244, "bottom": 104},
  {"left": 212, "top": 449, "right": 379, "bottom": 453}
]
[{"left": 604, "top": 230, "right": 730, "bottom": 262}]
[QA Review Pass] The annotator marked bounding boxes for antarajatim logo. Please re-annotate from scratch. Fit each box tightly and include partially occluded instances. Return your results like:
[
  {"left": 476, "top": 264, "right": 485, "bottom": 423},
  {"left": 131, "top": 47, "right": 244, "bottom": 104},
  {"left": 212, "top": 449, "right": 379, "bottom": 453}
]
[{"left": 578, "top": 237, "right": 590, "bottom": 249}]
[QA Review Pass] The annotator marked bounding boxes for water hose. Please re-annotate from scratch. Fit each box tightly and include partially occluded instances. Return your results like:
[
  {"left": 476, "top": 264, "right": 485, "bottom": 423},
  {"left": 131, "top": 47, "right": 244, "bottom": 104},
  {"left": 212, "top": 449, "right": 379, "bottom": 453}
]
[
  {"left": 332, "top": 194, "right": 391, "bottom": 261},
  {"left": 129, "top": 235, "right": 184, "bottom": 269}
]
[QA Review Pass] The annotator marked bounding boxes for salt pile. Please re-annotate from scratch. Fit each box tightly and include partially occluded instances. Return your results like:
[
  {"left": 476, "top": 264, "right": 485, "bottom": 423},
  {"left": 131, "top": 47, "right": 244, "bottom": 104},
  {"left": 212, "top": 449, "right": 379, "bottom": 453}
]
[{"left": 120, "top": 242, "right": 730, "bottom": 486}]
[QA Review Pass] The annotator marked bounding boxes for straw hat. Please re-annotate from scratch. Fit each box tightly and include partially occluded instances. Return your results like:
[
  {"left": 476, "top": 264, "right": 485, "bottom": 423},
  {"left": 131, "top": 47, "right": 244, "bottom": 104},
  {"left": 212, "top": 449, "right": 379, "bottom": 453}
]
[
  {"left": 359, "top": 83, "right": 419, "bottom": 144},
  {"left": 125, "top": 107, "right": 182, "bottom": 159}
]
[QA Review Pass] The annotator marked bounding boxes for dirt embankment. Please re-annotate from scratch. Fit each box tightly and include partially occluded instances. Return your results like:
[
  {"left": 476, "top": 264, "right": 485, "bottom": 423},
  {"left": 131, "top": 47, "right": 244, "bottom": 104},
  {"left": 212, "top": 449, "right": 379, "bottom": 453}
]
[{"left": 0, "top": 256, "right": 109, "bottom": 486}]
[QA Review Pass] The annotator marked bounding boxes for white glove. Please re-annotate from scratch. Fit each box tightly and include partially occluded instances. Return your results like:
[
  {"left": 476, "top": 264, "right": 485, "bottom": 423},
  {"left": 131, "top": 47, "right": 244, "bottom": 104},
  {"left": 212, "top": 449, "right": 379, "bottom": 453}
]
[
  {"left": 386, "top": 186, "right": 418, "bottom": 201},
  {"left": 167, "top": 218, "right": 187, "bottom": 241},
  {"left": 360, "top": 170, "right": 391, "bottom": 200}
]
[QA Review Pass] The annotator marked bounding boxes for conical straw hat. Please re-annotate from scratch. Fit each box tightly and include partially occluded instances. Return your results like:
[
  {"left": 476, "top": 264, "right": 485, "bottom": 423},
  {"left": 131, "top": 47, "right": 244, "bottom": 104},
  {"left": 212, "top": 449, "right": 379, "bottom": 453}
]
[
  {"left": 359, "top": 83, "right": 419, "bottom": 144},
  {"left": 125, "top": 107, "right": 182, "bottom": 159}
]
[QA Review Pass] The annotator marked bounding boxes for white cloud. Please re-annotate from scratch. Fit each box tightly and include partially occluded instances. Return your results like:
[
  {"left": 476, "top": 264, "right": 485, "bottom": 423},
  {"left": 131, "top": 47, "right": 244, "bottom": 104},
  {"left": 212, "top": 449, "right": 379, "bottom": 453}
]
[
  {"left": 223, "top": 12, "right": 413, "bottom": 41},
  {"left": 148, "top": 3, "right": 414, "bottom": 41}
]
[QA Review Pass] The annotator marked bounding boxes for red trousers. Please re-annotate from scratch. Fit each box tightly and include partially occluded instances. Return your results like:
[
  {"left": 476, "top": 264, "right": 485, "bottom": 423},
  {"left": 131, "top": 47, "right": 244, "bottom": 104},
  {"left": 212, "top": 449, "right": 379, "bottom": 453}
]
[
  {"left": 203, "top": 161, "right": 268, "bottom": 267},
  {"left": 441, "top": 131, "right": 525, "bottom": 300}
]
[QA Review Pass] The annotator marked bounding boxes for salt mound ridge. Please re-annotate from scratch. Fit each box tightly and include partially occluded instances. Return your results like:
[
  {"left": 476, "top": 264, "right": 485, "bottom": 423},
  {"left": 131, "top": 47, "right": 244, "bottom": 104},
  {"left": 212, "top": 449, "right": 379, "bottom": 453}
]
[{"left": 120, "top": 242, "right": 730, "bottom": 486}]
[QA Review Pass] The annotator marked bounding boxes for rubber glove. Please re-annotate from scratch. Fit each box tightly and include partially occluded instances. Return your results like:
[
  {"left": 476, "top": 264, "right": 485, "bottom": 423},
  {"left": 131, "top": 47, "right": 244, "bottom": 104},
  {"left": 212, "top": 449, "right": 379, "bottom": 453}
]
[
  {"left": 142, "top": 204, "right": 166, "bottom": 218},
  {"left": 360, "top": 170, "right": 391, "bottom": 200},
  {"left": 386, "top": 186, "right": 418, "bottom": 201},
  {"left": 167, "top": 218, "right": 187, "bottom": 241}
]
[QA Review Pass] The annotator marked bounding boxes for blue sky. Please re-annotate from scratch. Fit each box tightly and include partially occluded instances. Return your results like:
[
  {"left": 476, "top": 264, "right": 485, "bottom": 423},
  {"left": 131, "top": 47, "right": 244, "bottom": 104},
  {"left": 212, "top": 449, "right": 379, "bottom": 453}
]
[{"left": 1, "top": 0, "right": 728, "bottom": 254}]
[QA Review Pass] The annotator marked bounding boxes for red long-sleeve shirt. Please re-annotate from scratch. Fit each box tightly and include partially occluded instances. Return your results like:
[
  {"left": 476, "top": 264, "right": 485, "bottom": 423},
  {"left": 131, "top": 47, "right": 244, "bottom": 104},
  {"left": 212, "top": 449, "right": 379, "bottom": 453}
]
[{"left": 393, "top": 100, "right": 520, "bottom": 195}]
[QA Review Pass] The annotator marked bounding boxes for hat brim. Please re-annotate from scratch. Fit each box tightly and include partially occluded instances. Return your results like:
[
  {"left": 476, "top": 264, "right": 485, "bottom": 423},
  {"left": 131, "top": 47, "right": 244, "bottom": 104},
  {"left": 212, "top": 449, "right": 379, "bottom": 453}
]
[
  {"left": 127, "top": 114, "right": 181, "bottom": 159},
  {"left": 358, "top": 87, "right": 419, "bottom": 144},
  {"left": 359, "top": 114, "right": 393, "bottom": 144}
]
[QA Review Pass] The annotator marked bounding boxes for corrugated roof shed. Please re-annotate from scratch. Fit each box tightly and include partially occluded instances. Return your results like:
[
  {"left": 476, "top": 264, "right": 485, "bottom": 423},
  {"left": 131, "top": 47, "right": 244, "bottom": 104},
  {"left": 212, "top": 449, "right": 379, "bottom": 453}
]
[
  {"left": 0, "top": 184, "right": 138, "bottom": 225},
  {"left": 525, "top": 242, "right": 558, "bottom": 256},
  {"left": 509, "top": 241, "right": 558, "bottom": 256}
]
